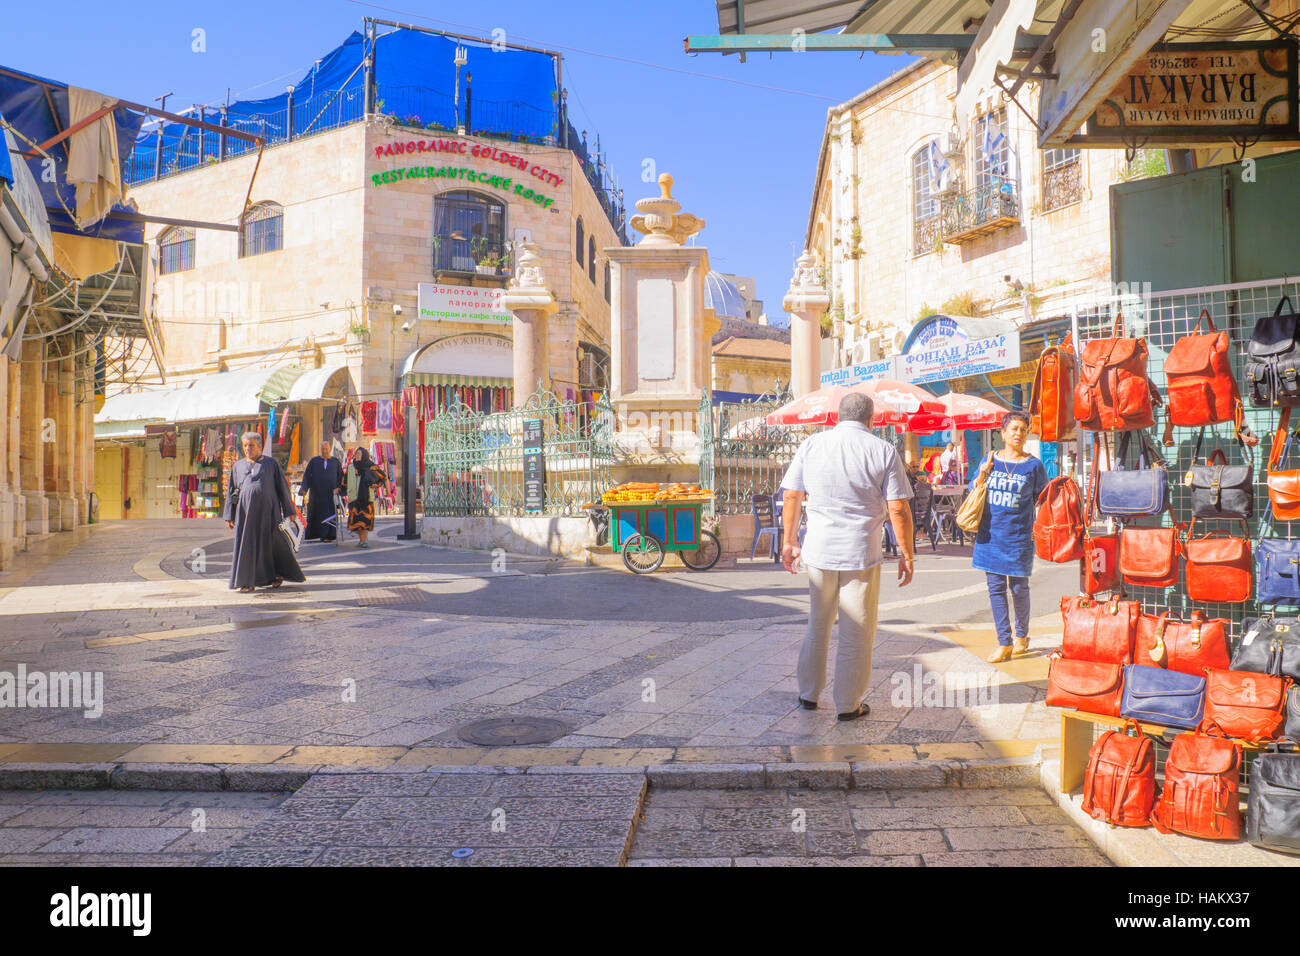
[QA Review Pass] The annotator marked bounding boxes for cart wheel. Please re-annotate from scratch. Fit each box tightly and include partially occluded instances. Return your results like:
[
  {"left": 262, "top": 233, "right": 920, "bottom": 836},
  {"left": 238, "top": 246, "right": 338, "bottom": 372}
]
[
  {"left": 622, "top": 532, "right": 664, "bottom": 574},
  {"left": 678, "top": 530, "right": 721, "bottom": 571}
]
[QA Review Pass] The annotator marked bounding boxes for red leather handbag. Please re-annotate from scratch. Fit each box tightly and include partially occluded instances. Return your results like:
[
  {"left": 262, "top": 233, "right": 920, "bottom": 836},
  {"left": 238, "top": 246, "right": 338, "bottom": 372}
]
[
  {"left": 1119, "top": 524, "right": 1182, "bottom": 588},
  {"left": 1082, "top": 442, "right": 1121, "bottom": 595},
  {"left": 1202, "top": 667, "right": 1291, "bottom": 740},
  {"left": 1082, "top": 722, "right": 1155, "bottom": 827},
  {"left": 1162, "top": 308, "right": 1244, "bottom": 442},
  {"left": 1267, "top": 408, "right": 1300, "bottom": 520},
  {"left": 1030, "top": 334, "right": 1076, "bottom": 442},
  {"left": 1183, "top": 519, "right": 1252, "bottom": 603},
  {"left": 1046, "top": 655, "right": 1124, "bottom": 717},
  {"left": 1134, "top": 610, "right": 1231, "bottom": 674},
  {"left": 1035, "top": 476, "right": 1084, "bottom": 563},
  {"left": 1074, "top": 312, "right": 1162, "bottom": 432},
  {"left": 1151, "top": 733, "right": 1241, "bottom": 840},
  {"left": 1061, "top": 594, "right": 1138, "bottom": 664}
]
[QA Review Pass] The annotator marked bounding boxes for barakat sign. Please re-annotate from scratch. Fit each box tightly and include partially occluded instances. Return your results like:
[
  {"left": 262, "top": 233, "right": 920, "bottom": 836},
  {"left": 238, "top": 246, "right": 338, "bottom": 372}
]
[{"left": 1078, "top": 41, "right": 1297, "bottom": 144}]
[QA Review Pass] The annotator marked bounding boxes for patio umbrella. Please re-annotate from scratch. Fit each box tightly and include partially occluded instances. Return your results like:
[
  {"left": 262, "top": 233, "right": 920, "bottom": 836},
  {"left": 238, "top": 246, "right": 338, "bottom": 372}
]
[
  {"left": 725, "top": 415, "right": 789, "bottom": 439},
  {"left": 765, "top": 379, "right": 940, "bottom": 428},
  {"left": 932, "top": 391, "right": 1009, "bottom": 430}
]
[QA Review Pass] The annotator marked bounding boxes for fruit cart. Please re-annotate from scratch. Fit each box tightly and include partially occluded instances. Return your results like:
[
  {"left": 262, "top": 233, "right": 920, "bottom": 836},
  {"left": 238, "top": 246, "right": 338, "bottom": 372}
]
[{"left": 587, "top": 482, "right": 722, "bottom": 574}]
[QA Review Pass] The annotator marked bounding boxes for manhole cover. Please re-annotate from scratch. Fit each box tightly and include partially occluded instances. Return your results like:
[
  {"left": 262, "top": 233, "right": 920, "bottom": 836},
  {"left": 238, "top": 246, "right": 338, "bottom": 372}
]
[{"left": 456, "top": 716, "right": 570, "bottom": 746}]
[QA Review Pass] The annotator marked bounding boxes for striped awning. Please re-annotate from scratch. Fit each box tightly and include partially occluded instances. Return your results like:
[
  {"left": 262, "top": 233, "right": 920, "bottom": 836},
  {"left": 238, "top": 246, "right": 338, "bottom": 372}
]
[{"left": 403, "top": 372, "right": 512, "bottom": 387}]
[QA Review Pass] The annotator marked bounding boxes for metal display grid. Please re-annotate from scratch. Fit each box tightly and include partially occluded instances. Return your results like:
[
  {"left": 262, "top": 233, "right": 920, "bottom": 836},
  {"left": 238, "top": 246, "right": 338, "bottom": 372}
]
[{"left": 1073, "top": 277, "right": 1300, "bottom": 638}]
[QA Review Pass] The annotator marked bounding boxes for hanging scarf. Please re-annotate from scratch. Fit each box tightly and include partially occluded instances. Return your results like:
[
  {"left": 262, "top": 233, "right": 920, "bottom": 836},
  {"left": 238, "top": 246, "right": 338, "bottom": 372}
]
[
  {"left": 361, "top": 401, "right": 378, "bottom": 435},
  {"left": 376, "top": 400, "right": 393, "bottom": 431}
]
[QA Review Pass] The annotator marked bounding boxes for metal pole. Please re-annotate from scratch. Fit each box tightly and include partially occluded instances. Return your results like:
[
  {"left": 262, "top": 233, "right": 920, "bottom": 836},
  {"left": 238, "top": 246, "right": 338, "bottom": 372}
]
[
  {"left": 152, "top": 92, "right": 171, "bottom": 182},
  {"left": 397, "top": 404, "right": 421, "bottom": 539},
  {"left": 286, "top": 86, "right": 295, "bottom": 142}
]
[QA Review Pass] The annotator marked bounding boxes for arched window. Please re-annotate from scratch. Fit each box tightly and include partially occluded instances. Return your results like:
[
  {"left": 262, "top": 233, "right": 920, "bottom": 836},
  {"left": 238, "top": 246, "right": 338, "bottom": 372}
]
[
  {"left": 575, "top": 217, "right": 585, "bottom": 268},
  {"left": 588, "top": 237, "right": 596, "bottom": 283},
  {"left": 158, "top": 225, "right": 195, "bottom": 275},
  {"left": 911, "top": 146, "right": 940, "bottom": 256},
  {"left": 433, "top": 190, "right": 506, "bottom": 273},
  {"left": 603, "top": 260, "right": 611, "bottom": 304},
  {"left": 239, "top": 201, "right": 283, "bottom": 258}
]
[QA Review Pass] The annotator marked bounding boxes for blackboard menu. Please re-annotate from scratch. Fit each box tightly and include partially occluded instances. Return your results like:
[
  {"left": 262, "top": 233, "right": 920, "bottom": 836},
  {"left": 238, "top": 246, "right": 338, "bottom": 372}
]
[{"left": 523, "top": 417, "right": 545, "bottom": 513}]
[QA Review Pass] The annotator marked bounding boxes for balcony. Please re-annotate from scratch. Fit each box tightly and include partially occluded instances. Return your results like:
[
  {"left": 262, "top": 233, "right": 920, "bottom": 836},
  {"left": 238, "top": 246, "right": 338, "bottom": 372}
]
[
  {"left": 940, "top": 181, "right": 1020, "bottom": 245},
  {"left": 1042, "top": 159, "right": 1084, "bottom": 212},
  {"left": 432, "top": 236, "right": 511, "bottom": 286}
]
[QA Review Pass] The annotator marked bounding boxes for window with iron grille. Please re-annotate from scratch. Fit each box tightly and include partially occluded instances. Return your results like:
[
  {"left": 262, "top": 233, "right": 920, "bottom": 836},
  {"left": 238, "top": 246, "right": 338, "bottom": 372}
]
[
  {"left": 239, "top": 202, "right": 283, "bottom": 258},
  {"left": 158, "top": 226, "right": 195, "bottom": 275},
  {"left": 1042, "top": 147, "right": 1083, "bottom": 212},
  {"left": 911, "top": 145, "right": 940, "bottom": 256},
  {"left": 432, "top": 190, "right": 506, "bottom": 272},
  {"left": 588, "top": 237, "right": 596, "bottom": 283},
  {"left": 973, "top": 109, "right": 1010, "bottom": 188},
  {"left": 576, "top": 217, "right": 585, "bottom": 267}
]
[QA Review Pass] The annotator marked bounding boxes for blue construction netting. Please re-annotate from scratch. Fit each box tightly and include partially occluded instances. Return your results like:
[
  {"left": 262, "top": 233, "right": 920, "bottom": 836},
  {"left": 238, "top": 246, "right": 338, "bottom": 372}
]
[{"left": 127, "top": 27, "right": 625, "bottom": 239}]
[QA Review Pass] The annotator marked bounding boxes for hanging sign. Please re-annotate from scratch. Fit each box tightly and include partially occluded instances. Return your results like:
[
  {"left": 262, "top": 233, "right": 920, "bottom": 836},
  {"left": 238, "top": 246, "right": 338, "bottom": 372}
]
[
  {"left": 819, "top": 358, "right": 893, "bottom": 387},
  {"left": 1070, "top": 41, "right": 1299, "bottom": 146},
  {"left": 417, "top": 283, "right": 512, "bottom": 326},
  {"left": 894, "top": 317, "right": 1021, "bottom": 385}
]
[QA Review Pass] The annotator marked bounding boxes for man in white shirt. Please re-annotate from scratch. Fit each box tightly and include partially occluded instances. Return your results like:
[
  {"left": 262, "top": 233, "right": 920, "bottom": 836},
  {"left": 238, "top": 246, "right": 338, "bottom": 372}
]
[{"left": 780, "top": 393, "right": 915, "bottom": 720}]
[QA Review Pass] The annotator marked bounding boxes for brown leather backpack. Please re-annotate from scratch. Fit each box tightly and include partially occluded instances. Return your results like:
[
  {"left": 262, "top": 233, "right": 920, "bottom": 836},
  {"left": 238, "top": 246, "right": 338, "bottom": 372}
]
[
  {"left": 1082, "top": 724, "right": 1155, "bottom": 827},
  {"left": 1029, "top": 334, "right": 1076, "bottom": 442},
  {"left": 1034, "top": 475, "right": 1084, "bottom": 563},
  {"left": 1073, "top": 314, "right": 1162, "bottom": 432},
  {"left": 1162, "top": 309, "right": 1245, "bottom": 445}
]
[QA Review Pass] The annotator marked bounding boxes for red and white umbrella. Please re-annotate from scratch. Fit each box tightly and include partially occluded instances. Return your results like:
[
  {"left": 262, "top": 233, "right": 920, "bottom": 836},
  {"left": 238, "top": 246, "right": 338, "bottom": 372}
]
[
  {"left": 932, "top": 391, "right": 1009, "bottom": 430},
  {"left": 766, "top": 379, "right": 941, "bottom": 428}
]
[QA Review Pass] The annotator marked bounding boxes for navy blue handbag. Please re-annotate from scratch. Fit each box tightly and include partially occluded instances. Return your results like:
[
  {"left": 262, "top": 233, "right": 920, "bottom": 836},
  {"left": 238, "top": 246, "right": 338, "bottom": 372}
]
[
  {"left": 1257, "top": 502, "right": 1300, "bottom": 607},
  {"left": 1120, "top": 664, "right": 1206, "bottom": 730},
  {"left": 1097, "top": 431, "right": 1169, "bottom": 518}
]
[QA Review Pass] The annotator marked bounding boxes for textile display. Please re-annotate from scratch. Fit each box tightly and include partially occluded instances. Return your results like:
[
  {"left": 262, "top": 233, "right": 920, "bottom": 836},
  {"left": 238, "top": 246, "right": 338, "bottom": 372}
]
[
  {"left": 361, "top": 401, "right": 378, "bottom": 435},
  {"left": 376, "top": 400, "right": 393, "bottom": 431}
]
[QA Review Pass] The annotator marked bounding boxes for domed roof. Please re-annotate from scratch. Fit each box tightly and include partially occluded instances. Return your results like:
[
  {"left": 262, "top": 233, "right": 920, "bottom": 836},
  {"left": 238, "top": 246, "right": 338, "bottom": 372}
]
[{"left": 705, "top": 271, "right": 748, "bottom": 320}]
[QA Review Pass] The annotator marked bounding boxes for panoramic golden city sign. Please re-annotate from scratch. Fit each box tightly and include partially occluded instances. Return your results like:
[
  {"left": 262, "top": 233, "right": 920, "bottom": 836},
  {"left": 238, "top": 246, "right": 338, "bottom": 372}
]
[{"left": 1071, "top": 41, "right": 1298, "bottom": 146}]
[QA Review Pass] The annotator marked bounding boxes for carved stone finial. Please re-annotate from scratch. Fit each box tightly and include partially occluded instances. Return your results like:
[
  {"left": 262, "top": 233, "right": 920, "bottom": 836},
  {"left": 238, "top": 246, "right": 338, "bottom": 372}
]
[
  {"left": 629, "top": 171, "right": 705, "bottom": 247},
  {"left": 658, "top": 172, "right": 674, "bottom": 200},
  {"left": 508, "top": 241, "right": 546, "bottom": 290},
  {"left": 791, "top": 250, "right": 821, "bottom": 290}
]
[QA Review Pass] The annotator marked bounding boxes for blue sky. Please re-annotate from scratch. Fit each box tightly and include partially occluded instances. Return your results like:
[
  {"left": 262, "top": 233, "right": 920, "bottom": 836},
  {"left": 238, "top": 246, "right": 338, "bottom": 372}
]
[{"left": 3, "top": 0, "right": 910, "bottom": 325}]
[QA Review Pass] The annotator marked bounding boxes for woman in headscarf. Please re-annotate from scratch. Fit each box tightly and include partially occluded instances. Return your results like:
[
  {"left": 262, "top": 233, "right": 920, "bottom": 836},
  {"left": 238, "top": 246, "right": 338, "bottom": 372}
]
[
  {"left": 299, "top": 442, "right": 343, "bottom": 542},
  {"left": 224, "top": 431, "right": 306, "bottom": 593},
  {"left": 342, "top": 447, "right": 388, "bottom": 549}
]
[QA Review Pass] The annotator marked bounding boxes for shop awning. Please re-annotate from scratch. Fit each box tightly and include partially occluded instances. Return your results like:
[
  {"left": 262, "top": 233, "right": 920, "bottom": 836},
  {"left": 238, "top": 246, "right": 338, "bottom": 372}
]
[
  {"left": 403, "top": 372, "right": 511, "bottom": 387},
  {"left": 286, "top": 364, "right": 350, "bottom": 402},
  {"left": 95, "top": 364, "right": 305, "bottom": 437}
]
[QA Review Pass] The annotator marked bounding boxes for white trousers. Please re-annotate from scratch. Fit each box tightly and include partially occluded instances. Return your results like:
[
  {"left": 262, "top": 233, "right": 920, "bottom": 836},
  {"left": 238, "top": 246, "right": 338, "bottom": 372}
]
[{"left": 798, "top": 564, "right": 882, "bottom": 714}]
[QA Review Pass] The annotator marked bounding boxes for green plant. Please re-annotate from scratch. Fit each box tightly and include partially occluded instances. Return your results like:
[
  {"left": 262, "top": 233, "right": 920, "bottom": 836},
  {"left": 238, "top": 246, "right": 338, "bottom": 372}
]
[
  {"left": 914, "top": 302, "right": 935, "bottom": 325},
  {"left": 939, "top": 291, "right": 979, "bottom": 317},
  {"left": 347, "top": 320, "right": 370, "bottom": 339},
  {"left": 1121, "top": 149, "right": 1169, "bottom": 182},
  {"left": 477, "top": 253, "right": 503, "bottom": 268}
]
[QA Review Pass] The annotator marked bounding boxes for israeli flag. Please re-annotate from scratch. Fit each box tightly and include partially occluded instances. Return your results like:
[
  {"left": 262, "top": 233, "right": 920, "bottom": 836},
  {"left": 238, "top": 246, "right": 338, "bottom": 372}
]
[
  {"left": 928, "top": 140, "right": 949, "bottom": 188},
  {"left": 983, "top": 117, "right": 1007, "bottom": 176}
]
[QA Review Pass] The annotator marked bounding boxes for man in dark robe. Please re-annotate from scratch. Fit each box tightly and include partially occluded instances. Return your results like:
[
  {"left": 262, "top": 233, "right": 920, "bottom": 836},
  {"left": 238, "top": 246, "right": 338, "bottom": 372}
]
[
  {"left": 299, "top": 442, "right": 343, "bottom": 541},
  {"left": 223, "top": 431, "right": 306, "bottom": 592}
]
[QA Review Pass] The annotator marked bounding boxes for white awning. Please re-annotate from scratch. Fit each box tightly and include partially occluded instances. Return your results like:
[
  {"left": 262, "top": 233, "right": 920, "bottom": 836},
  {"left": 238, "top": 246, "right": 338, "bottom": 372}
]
[
  {"left": 400, "top": 333, "right": 513, "bottom": 383},
  {"left": 96, "top": 364, "right": 305, "bottom": 437},
  {"left": 287, "top": 364, "right": 350, "bottom": 402}
]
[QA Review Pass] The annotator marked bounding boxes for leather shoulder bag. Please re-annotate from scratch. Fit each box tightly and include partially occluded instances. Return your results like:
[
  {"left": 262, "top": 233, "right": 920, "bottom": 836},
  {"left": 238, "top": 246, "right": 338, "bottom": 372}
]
[
  {"left": 1082, "top": 436, "right": 1121, "bottom": 595},
  {"left": 1134, "top": 610, "right": 1231, "bottom": 675},
  {"left": 1029, "top": 334, "right": 1076, "bottom": 442},
  {"left": 1151, "top": 732, "right": 1242, "bottom": 840},
  {"left": 1246, "top": 752, "right": 1300, "bottom": 854},
  {"left": 1046, "top": 655, "right": 1124, "bottom": 717},
  {"left": 1119, "top": 522, "right": 1182, "bottom": 589},
  {"left": 1233, "top": 616, "right": 1300, "bottom": 680},
  {"left": 1202, "top": 667, "right": 1290, "bottom": 741},
  {"left": 1120, "top": 664, "right": 1206, "bottom": 730},
  {"left": 1187, "top": 447, "right": 1254, "bottom": 520},
  {"left": 1097, "top": 431, "right": 1169, "bottom": 518},
  {"left": 1073, "top": 312, "right": 1162, "bottom": 432},
  {"left": 1060, "top": 594, "right": 1138, "bottom": 664},
  {"left": 1245, "top": 294, "right": 1300, "bottom": 408},
  {"left": 1285, "top": 686, "right": 1300, "bottom": 741},
  {"left": 1081, "top": 723, "right": 1155, "bottom": 828},
  {"left": 1255, "top": 502, "right": 1300, "bottom": 607},
  {"left": 1184, "top": 519, "right": 1252, "bottom": 604}
]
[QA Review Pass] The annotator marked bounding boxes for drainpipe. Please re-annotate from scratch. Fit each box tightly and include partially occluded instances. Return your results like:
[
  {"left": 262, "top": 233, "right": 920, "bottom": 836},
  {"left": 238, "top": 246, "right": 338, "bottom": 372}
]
[{"left": 0, "top": 202, "right": 49, "bottom": 283}]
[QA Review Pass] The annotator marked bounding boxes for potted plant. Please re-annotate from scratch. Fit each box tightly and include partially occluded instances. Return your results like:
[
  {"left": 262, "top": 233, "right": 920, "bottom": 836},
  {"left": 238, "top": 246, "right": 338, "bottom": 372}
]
[{"left": 476, "top": 254, "right": 502, "bottom": 276}]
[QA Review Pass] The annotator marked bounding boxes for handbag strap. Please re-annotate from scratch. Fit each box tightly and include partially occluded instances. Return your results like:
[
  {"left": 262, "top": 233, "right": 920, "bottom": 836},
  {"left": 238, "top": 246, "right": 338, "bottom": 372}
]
[
  {"left": 1193, "top": 307, "right": 1216, "bottom": 334},
  {"left": 1276, "top": 294, "right": 1295, "bottom": 318}
]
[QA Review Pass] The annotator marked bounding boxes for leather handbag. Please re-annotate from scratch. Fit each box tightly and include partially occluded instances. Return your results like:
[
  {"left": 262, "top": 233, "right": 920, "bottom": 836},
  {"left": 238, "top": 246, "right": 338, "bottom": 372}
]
[
  {"left": 1202, "top": 667, "right": 1290, "bottom": 740},
  {"left": 1120, "top": 664, "right": 1206, "bottom": 730},
  {"left": 1074, "top": 313, "right": 1162, "bottom": 432},
  {"left": 1097, "top": 431, "right": 1168, "bottom": 518},
  {"left": 1034, "top": 475, "right": 1084, "bottom": 563},
  {"left": 1151, "top": 733, "right": 1242, "bottom": 840},
  {"left": 1119, "top": 524, "right": 1182, "bottom": 589},
  {"left": 955, "top": 469, "right": 987, "bottom": 534},
  {"left": 1060, "top": 594, "right": 1139, "bottom": 664},
  {"left": 1268, "top": 408, "right": 1300, "bottom": 520},
  {"left": 1233, "top": 616, "right": 1300, "bottom": 680},
  {"left": 1245, "top": 294, "right": 1300, "bottom": 408},
  {"left": 1081, "top": 723, "right": 1155, "bottom": 828},
  {"left": 1163, "top": 308, "right": 1244, "bottom": 440},
  {"left": 1255, "top": 507, "right": 1300, "bottom": 606},
  {"left": 1134, "top": 610, "right": 1231, "bottom": 675},
  {"left": 1046, "top": 655, "right": 1124, "bottom": 717},
  {"left": 1183, "top": 520, "right": 1252, "bottom": 604},
  {"left": 1082, "top": 440, "right": 1121, "bottom": 595},
  {"left": 1187, "top": 449, "right": 1254, "bottom": 520},
  {"left": 1285, "top": 686, "right": 1300, "bottom": 740},
  {"left": 1029, "top": 334, "right": 1076, "bottom": 442},
  {"left": 1246, "top": 753, "right": 1300, "bottom": 854}
]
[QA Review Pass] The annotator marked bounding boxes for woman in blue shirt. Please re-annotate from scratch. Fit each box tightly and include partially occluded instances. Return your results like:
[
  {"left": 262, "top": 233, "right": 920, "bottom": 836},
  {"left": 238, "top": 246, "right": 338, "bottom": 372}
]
[{"left": 970, "top": 411, "right": 1049, "bottom": 663}]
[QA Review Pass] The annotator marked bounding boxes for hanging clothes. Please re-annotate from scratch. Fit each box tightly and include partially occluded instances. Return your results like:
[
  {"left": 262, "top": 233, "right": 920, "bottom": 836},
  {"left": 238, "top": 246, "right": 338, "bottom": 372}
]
[
  {"left": 289, "top": 421, "right": 300, "bottom": 463},
  {"left": 361, "top": 401, "right": 378, "bottom": 435},
  {"left": 376, "top": 400, "right": 393, "bottom": 432},
  {"left": 394, "top": 404, "right": 404, "bottom": 436},
  {"left": 267, "top": 407, "right": 277, "bottom": 441}
]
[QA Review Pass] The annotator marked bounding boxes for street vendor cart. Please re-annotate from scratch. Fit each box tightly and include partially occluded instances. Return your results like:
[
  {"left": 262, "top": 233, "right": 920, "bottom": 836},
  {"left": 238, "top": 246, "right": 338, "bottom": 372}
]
[{"left": 588, "top": 482, "right": 721, "bottom": 574}]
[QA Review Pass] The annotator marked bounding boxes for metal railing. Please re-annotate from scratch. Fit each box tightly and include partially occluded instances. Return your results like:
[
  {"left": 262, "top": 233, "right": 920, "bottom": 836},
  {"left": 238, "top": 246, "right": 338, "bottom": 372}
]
[
  {"left": 1042, "top": 159, "right": 1084, "bottom": 212},
  {"left": 702, "top": 386, "right": 816, "bottom": 515},
  {"left": 423, "top": 385, "right": 614, "bottom": 517},
  {"left": 940, "top": 180, "right": 1020, "bottom": 242}
]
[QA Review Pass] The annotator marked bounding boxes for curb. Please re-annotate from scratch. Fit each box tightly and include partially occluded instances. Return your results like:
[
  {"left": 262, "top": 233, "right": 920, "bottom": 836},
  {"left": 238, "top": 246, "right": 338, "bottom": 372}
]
[{"left": 0, "top": 755, "right": 1043, "bottom": 793}]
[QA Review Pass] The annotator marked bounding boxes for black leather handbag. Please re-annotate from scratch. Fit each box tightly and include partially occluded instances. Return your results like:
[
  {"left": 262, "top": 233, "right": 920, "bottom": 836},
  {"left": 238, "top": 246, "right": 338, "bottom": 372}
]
[
  {"left": 1246, "top": 753, "right": 1300, "bottom": 854},
  {"left": 1233, "top": 616, "right": 1300, "bottom": 680},
  {"left": 1187, "top": 448, "right": 1254, "bottom": 519},
  {"left": 1246, "top": 295, "right": 1300, "bottom": 408},
  {"left": 1285, "top": 686, "right": 1300, "bottom": 740}
]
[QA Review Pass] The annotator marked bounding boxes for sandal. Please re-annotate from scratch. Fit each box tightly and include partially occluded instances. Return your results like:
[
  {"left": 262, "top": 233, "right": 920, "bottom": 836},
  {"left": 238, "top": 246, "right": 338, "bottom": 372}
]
[
  {"left": 238, "top": 586, "right": 255, "bottom": 594},
  {"left": 837, "top": 703, "right": 871, "bottom": 722},
  {"left": 269, "top": 578, "right": 284, "bottom": 589}
]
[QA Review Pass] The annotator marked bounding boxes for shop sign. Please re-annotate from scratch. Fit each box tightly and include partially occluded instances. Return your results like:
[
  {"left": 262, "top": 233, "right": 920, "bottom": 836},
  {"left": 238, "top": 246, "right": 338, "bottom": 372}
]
[
  {"left": 819, "top": 358, "right": 893, "bottom": 387},
  {"left": 894, "top": 320, "right": 1020, "bottom": 386},
  {"left": 417, "top": 283, "right": 512, "bottom": 326},
  {"left": 371, "top": 164, "right": 556, "bottom": 208},
  {"left": 1071, "top": 41, "right": 1298, "bottom": 146},
  {"left": 522, "top": 417, "right": 545, "bottom": 514},
  {"left": 374, "top": 137, "right": 565, "bottom": 187}
]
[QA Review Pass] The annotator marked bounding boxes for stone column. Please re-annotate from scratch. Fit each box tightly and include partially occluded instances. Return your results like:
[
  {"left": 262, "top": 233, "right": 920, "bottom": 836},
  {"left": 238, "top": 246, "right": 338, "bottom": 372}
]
[
  {"left": 73, "top": 340, "right": 91, "bottom": 525},
  {"left": 501, "top": 242, "right": 558, "bottom": 407},
  {"left": 19, "top": 338, "right": 47, "bottom": 537},
  {"left": 6, "top": 354, "right": 21, "bottom": 546},
  {"left": 0, "top": 356, "right": 11, "bottom": 568},
  {"left": 783, "top": 250, "right": 830, "bottom": 397},
  {"left": 53, "top": 350, "right": 76, "bottom": 531}
]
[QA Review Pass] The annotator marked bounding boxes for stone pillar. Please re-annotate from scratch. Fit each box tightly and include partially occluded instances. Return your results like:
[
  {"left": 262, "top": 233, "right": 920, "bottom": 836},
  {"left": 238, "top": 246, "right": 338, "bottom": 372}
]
[
  {"left": 501, "top": 242, "right": 558, "bottom": 407},
  {"left": 0, "top": 356, "right": 11, "bottom": 568},
  {"left": 6, "top": 354, "right": 21, "bottom": 546},
  {"left": 53, "top": 350, "right": 76, "bottom": 531},
  {"left": 783, "top": 250, "right": 830, "bottom": 397},
  {"left": 19, "top": 338, "right": 47, "bottom": 537},
  {"left": 73, "top": 341, "right": 91, "bottom": 525}
]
